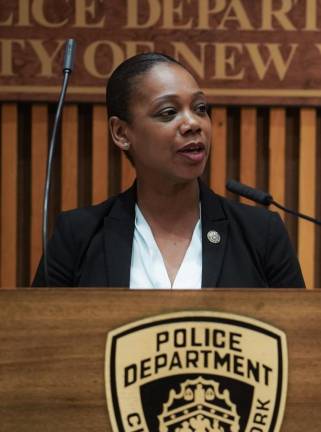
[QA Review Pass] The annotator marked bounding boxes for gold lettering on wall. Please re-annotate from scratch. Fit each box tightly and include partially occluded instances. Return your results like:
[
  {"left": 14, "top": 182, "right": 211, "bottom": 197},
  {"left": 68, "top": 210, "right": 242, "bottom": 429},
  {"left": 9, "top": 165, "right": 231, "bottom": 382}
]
[
  {"left": 1, "top": 0, "right": 321, "bottom": 105},
  {"left": 0, "top": 8, "right": 13, "bottom": 26},
  {"left": 29, "top": 39, "right": 65, "bottom": 77},
  {"left": 172, "top": 42, "right": 206, "bottom": 78},
  {"left": 197, "top": 0, "right": 225, "bottom": 30},
  {"left": 0, "top": 39, "right": 25, "bottom": 76},
  {"left": 126, "top": 0, "right": 161, "bottom": 28},
  {"left": 212, "top": 43, "right": 245, "bottom": 80},
  {"left": 32, "top": 0, "right": 68, "bottom": 27},
  {"left": 313, "top": 43, "right": 321, "bottom": 56},
  {"left": 304, "top": 0, "right": 317, "bottom": 30},
  {"left": 73, "top": 0, "right": 105, "bottom": 28},
  {"left": 217, "top": 0, "right": 253, "bottom": 30},
  {"left": 17, "top": 0, "right": 32, "bottom": 26},
  {"left": 125, "top": 41, "right": 155, "bottom": 58},
  {"left": 162, "top": 0, "right": 193, "bottom": 29},
  {"left": 84, "top": 41, "right": 124, "bottom": 78},
  {"left": 261, "top": 0, "right": 296, "bottom": 31},
  {"left": 245, "top": 43, "right": 297, "bottom": 80},
  {"left": 0, "top": 0, "right": 31, "bottom": 26}
]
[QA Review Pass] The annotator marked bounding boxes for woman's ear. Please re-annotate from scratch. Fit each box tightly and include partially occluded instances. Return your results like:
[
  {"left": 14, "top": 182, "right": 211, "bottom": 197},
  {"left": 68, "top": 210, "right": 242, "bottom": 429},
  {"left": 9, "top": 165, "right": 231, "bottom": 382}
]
[{"left": 109, "top": 116, "right": 131, "bottom": 151}]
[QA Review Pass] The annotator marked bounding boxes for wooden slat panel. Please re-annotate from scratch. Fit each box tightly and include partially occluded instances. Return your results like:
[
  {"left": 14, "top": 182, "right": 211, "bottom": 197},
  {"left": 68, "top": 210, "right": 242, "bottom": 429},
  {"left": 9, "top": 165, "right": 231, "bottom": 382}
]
[
  {"left": 62, "top": 105, "right": 78, "bottom": 210},
  {"left": 0, "top": 104, "right": 18, "bottom": 288},
  {"left": 269, "top": 108, "right": 286, "bottom": 221},
  {"left": 209, "top": 108, "right": 227, "bottom": 195},
  {"left": 30, "top": 105, "right": 48, "bottom": 283},
  {"left": 92, "top": 105, "right": 108, "bottom": 204},
  {"left": 240, "top": 108, "right": 257, "bottom": 205},
  {"left": 298, "top": 108, "right": 317, "bottom": 289},
  {"left": 121, "top": 152, "right": 136, "bottom": 191},
  {"left": 0, "top": 102, "right": 318, "bottom": 288}
]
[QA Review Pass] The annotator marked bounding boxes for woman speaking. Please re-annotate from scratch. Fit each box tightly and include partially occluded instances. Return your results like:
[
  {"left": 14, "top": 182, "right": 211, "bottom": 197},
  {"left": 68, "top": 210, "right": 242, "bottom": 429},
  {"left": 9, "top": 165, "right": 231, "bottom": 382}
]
[{"left": 33, "top": 52, "right": 305, "bottom": 288}]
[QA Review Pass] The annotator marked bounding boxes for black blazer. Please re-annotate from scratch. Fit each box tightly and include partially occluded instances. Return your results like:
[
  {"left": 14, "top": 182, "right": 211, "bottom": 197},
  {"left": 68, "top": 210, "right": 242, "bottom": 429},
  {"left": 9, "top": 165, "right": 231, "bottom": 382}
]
[{"left": 33, "top": 182, "right": 305, "bottom": 288}]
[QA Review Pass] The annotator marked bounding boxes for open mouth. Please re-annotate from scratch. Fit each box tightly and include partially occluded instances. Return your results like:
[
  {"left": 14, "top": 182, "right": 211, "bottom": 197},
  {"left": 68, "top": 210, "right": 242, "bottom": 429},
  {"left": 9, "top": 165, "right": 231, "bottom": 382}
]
[
  {"left": 178, "top": 142, "right": 205, "bottom": 154},
  {"left": 177, "top": 142, "right": 206, "bottom": 163}
]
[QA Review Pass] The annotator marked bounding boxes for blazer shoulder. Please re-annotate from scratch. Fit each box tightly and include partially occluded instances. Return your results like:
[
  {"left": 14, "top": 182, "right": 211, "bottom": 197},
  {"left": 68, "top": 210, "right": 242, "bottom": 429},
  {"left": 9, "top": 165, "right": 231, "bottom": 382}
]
[
  {"left": 53, "top": 181, "right": 137, "bottom": 256},
  {"left": 218, "top": 194, "right": 273, "bottom": 224},
  {"left": 32, "top": 187, "right": 134, "bottom": 287},
  {"left": 58, "top": 196, "right": 116, "bottom": 232},
  {"left": 201, "top": 183, "right": 285, "bottom": 257},
  {"left": 216, "top": 193, "right": 283, "bottom": 247},
  {"left": 200, "top": 181, "right": 273, "bottom": 227}
]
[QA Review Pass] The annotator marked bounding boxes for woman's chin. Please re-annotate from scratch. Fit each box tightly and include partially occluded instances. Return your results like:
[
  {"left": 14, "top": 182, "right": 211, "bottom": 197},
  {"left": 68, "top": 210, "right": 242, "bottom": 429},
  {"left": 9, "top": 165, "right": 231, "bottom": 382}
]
[{"left": 168, "top": 169, "right": 205, "bottom": 185}]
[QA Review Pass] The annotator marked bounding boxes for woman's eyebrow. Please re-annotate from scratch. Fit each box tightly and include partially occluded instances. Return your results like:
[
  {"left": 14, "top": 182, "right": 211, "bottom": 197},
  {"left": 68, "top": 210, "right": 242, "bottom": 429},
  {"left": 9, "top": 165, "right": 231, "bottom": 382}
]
[{"left": 152, "top": 91, "right": 206, "bottom": 104}]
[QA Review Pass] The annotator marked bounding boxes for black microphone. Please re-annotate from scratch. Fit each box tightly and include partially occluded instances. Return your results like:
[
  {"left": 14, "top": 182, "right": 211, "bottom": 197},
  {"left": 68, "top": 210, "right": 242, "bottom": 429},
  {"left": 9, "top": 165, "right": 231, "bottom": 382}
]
[
  {"left": 226, "top": 179, "right": 272, "bottom": 205},
  {"left": 42, "top": 39, "right": 76, "bottom": 287},
  {"left": 226, "top": 179, "right": 321, "bottom": 226}
]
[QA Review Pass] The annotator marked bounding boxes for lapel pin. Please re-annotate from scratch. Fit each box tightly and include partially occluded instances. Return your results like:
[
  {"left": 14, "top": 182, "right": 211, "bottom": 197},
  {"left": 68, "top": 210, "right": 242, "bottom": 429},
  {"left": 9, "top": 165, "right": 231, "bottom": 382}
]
[{"left": 207, "top": 230, "right": 221, "bottom": 244}]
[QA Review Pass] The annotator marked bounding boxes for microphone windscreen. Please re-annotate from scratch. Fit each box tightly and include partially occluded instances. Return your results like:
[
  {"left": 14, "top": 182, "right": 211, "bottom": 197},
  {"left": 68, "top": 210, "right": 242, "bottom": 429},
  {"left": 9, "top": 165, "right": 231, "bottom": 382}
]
[
  {"left": 226, "top": 179, "right": 272, "bottom": 205},
  {"left": 63, "top": 39, "right": 76, "bottom": 72}
]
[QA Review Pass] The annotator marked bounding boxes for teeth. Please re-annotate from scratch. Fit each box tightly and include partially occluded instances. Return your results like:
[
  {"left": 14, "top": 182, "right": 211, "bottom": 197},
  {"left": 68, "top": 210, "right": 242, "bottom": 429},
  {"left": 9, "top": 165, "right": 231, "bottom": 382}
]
[
  {"left": 179, "top": 143, "right": 204, "bottom": 153},
  {"left": 183, "top": 146, "right": 202, "bottom": 152}
]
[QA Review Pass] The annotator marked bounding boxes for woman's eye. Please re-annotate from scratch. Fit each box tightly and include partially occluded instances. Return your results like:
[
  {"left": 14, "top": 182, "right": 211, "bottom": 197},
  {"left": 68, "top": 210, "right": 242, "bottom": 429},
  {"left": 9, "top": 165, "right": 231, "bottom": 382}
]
[
  {"left": 158, "top": 108, "right": 177, "bottom": 120},
  {"left": 195, "top": 103, "right": 208, "bottom": 114}
]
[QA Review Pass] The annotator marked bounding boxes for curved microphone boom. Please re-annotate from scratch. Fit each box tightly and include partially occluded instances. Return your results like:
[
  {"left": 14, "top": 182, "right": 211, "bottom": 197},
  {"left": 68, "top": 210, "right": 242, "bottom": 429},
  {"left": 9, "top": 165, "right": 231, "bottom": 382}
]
[
  {"left": 226, "top": 179, "right": 321, "bottom": 226},
  {"left": 42, "top": 39, "right": 76, "bottom": 287}
]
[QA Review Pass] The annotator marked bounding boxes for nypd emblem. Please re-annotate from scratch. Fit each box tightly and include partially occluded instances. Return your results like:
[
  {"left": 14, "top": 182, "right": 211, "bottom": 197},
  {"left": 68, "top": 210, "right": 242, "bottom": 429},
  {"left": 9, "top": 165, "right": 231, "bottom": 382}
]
[{"left": 105, "top": 312, "right": 288, "bottom": 432}]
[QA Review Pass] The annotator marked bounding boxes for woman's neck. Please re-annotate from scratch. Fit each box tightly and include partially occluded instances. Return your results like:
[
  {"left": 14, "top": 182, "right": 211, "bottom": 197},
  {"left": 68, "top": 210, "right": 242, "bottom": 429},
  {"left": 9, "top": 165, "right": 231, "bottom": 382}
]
[{"left": 136, "top": 178, "right": 200, "bottom": 228}]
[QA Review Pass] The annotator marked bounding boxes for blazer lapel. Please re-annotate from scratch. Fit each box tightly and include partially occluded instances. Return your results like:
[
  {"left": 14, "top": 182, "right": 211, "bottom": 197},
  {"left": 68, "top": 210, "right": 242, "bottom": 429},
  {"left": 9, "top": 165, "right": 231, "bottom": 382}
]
[
  {"left": 200, "top": 182, "right": 229, "bottom": 287},
  {"left": 102, "top": 181, "right": 229, "bottom": 288},
  {"left": 103, "top": 185, "right": 136, "bottom": 287}
]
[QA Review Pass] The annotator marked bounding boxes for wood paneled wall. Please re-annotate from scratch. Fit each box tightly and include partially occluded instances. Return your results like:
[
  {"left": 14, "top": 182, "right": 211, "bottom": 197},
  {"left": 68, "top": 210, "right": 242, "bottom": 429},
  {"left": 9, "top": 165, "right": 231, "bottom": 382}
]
[{"left": 0, "top": 103, "right": 320, "bottom": 288}]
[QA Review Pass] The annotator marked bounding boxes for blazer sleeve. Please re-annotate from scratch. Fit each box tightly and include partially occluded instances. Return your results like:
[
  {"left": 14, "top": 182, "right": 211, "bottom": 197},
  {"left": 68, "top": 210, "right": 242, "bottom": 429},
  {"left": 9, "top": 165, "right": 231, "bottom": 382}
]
[
  {"left": 263, "top": 212, "right": 305, "bottom": 288},
  {"left": 32, "top": 213, "right": 77, "bottom": 287}
]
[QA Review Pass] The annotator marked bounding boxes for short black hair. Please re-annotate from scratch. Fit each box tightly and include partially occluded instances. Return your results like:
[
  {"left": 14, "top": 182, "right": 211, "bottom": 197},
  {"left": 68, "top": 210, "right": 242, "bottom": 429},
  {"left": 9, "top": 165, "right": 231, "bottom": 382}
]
[{"left": 106, "top": 52, "right": 184, "bottom": 122}]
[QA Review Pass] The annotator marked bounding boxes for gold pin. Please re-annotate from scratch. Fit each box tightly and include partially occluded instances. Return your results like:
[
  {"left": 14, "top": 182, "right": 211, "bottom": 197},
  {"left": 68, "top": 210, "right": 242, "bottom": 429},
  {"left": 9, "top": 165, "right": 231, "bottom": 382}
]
[{"left": 207, "top": 230, "right": 221, "bottom": 244}]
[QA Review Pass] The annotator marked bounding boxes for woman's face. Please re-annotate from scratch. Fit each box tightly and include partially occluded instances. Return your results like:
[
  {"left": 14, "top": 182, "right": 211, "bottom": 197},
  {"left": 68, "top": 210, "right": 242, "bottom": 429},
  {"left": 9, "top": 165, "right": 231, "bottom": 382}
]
[{"left": 122, "top": 63, "right": 211, "bottom": 184}]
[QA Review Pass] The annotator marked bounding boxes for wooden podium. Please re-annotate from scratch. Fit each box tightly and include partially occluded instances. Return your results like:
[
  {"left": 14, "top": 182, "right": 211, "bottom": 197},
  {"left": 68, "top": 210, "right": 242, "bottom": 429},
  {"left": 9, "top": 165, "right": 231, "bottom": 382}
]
[{"left": 0, "top": 288, "right": 320, "bottom": 431}]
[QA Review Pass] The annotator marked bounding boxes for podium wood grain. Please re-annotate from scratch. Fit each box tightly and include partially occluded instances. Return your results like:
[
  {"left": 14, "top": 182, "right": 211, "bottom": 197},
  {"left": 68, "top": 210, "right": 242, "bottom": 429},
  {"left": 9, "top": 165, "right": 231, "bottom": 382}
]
[{"left": 0, "top": 289, "right": 320, "bottom": 432}]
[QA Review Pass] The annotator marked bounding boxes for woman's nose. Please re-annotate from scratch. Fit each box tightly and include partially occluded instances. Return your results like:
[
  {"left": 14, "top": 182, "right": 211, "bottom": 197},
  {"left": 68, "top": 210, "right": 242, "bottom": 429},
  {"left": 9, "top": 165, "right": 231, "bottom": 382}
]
[{"left": 179, "top": 111, "right": 201, "bottom": 135}]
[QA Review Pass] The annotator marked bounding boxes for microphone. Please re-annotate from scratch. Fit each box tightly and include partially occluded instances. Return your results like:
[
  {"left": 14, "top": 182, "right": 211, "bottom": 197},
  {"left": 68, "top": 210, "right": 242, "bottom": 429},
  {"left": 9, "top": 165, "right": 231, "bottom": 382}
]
[
  {"left": 42, "top": 39, "right": 76, "bottom": 287},
  {"left": 226, "top": 179, "right": 272, "bottom": 206},
  {"left": 226, "top": 179, "right": 321, "bottom": 226},
  {"left": 63, "top": 38, "right": 76, "bottom": 72}
]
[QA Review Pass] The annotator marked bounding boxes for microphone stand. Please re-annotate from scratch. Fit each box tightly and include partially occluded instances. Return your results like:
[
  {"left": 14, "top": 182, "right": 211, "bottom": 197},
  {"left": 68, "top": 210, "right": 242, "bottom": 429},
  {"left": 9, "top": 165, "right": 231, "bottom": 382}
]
[
  {"left": 226, "top": 179, "right": 321, "bottom": 226},
  {"left": 42, "top": 39, "right": 76, "bottom": 287},
  {"left": 270, "top": 200, "right": 321, "bottom": 226}
]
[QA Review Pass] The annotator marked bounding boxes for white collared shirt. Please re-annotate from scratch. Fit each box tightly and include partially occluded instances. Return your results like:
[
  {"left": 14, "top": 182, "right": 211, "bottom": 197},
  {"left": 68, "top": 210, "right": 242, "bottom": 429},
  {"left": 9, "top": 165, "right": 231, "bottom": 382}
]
[{"left": 130, "top": 205, "right": 202, "bottom": 289}]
